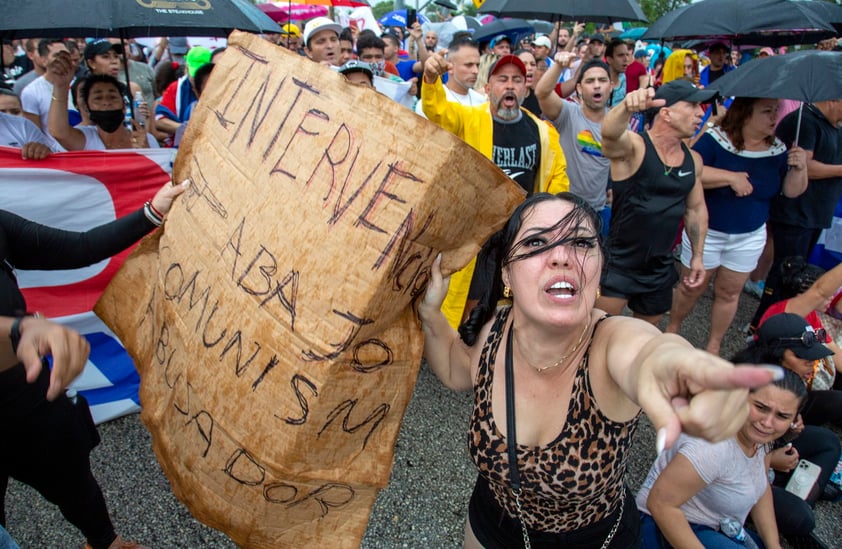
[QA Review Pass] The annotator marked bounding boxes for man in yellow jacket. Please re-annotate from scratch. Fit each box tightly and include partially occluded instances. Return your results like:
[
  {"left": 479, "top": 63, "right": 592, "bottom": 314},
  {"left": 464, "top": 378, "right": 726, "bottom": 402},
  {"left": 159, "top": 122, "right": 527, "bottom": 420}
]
[{"left": 421, "top": 51, "right": 569, "bottom": 328}]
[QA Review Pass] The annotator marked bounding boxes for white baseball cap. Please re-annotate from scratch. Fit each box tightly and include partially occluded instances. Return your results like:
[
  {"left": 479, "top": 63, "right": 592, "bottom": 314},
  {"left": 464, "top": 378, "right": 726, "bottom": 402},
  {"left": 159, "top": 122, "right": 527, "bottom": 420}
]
[
  {"left": 303, "top": 17, "right": 342, "bottom": 47},
  {"left": 531, "top": 35, "right": 552, "bottom": 49}
]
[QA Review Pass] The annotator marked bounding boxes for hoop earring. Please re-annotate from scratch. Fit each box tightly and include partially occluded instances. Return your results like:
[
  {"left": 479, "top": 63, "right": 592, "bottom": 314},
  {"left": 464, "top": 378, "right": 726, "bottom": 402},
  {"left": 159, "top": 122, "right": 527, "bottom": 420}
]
[{"left": 503, "top": 286, "right": 512, "bottom": 298}]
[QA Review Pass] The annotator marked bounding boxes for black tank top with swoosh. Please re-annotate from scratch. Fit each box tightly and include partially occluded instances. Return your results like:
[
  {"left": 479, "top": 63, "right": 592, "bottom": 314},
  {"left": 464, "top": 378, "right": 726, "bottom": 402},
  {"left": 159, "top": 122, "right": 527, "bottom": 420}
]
[{"left": 607, "top": 131, "right": 695, "bottom": 275}]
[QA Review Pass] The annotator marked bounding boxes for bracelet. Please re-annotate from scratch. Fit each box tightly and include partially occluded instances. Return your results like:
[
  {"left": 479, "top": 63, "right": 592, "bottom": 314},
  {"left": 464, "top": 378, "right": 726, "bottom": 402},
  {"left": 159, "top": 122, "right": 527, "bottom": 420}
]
[
  {"left": 51, "top": 95, "right": 67, "bottom": 103},
  {"left": 148, "top": 201, "right": 165, "bottom": 219},
  {"left": 143, "top": 201, "right": 163, "bottom": 226}
]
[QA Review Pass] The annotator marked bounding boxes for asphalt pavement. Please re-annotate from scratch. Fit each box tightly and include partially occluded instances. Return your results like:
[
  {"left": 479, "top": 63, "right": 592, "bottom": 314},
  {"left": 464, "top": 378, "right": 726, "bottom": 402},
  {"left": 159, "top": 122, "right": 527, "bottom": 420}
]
[{"left": 5, "top": 289, "right": 841, "bottom": 548}]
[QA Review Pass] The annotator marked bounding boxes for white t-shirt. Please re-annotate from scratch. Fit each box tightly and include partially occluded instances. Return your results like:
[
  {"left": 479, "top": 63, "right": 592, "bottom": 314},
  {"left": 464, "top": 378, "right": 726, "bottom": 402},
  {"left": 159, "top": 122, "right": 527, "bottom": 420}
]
[
  {"left": 0, "top": 112, "right": 64, "bottom": 151},
  {"left": 636, "top": 434, "right": 769, "bottom": 529},
  {"left": 415, "top": 85, "right": 486, "bottom": 118},
  {"left": 20, "top": 76, "right": 67, "bottom": 134},
  {"left": 77, "top": 124, "right": 159, "bottom": 151}
]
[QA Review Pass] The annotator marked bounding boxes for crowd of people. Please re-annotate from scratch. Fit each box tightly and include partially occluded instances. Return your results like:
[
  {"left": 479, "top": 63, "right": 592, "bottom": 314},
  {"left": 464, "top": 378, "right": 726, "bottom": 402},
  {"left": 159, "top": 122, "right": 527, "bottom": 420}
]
[{"left": 1, "top": 13, "right": 841, "bottom": 549}]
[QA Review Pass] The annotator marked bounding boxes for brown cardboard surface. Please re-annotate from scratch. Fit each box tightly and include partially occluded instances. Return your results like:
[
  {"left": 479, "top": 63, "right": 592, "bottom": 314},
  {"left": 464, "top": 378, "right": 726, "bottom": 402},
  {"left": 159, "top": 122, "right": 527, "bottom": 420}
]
[{"left": 95, "top": 30, "right": 523, "bottom": 548}]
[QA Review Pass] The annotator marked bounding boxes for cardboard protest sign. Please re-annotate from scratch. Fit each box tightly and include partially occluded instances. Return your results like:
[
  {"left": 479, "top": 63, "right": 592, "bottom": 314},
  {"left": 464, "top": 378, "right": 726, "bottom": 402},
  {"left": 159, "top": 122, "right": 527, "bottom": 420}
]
[{"left": 96, "top": 31, "right": 523, "bottom": 548}]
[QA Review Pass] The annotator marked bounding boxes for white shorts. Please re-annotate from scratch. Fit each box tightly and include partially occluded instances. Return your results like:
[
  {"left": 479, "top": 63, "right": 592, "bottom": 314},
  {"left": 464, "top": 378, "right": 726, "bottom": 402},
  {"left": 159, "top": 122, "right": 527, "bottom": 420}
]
[{"left": 680, "top": 224, "right": 767, "bottom": 273}]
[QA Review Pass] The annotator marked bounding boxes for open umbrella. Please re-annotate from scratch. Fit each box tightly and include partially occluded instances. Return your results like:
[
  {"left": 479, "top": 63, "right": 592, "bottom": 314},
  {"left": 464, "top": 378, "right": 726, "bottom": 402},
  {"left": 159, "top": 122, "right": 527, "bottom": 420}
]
[
  {"left": 707, "top": 50, "right": 842, "bottom": 104},
  {"left": 0, "top": 0, "right": 281, "bottom": 39},
  {"left": 707, "top": 50, "right": 842, "bottom": 146},
  {"left": 472, "top": 18, "right": 535, "bottom": 44},
  {"left": 379, "top": 9, "right": 430, "bottom": 28},
  {"left": 478, "top": 0, "right": 647, "bottom": 24},
  {"left": 799, "top": 0, "right": 842, "bottom": 34},
  {"left": 642, "top": 0, "right": 835, "bottom": 46}
]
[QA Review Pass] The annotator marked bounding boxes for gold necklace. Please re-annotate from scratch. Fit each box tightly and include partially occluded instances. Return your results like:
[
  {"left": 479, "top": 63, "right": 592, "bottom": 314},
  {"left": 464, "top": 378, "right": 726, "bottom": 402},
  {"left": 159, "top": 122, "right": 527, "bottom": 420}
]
[{"left": 516, "top": 315, "right": 592, "bottom": 374}]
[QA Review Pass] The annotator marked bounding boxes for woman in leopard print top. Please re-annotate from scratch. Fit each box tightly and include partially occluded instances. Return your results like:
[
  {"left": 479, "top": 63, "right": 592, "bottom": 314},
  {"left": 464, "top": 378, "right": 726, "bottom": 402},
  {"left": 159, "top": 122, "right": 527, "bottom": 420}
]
[{"left": 418, "top": 192, "right": 784, "bottom": 548}]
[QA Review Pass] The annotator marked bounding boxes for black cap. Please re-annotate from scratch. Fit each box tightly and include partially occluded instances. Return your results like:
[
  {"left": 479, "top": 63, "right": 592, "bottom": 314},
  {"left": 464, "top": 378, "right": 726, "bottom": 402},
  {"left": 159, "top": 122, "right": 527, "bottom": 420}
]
[
  {"left": 654, "top": 79, "right": 718, "bottom": 108},
  {"left": 588, "top": 33, "right": 606, "bottom": 44},
  {"left": 708, "top": 41, "right": 730, "bottom": 53},
  {"left": 84, "top": 38, "right": 122, "bottom": 61},
  {"left": 757, "top": 313, "right": 833, "bottom": 361}
]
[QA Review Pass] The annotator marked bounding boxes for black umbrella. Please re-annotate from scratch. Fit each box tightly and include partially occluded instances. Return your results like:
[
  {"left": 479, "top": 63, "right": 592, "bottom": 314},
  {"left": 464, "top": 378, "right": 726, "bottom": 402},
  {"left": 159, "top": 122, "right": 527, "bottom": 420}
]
[
  {"left": 0, "top": 0, "right": 280, "bottom": 119},
  {"left": 708, "top": 50, "right": 842, "bottom": 104},
  {"left": 642, "top": 0, "right": 835, "bottom": 46},
  {"left": 0, "top": 0, "right": 281, "bottom": 39},
  {"left": 707, "top": 50, "right": 842, "bottom": 146},
  {"left": 472, "top": 18, "right": 535, "bottom": 44},
  {"left": 799, "top": 0, "right": 842, "bottom": 34},
  {"left": 479, "top": 0, "right": 647, "bottom": 24}
]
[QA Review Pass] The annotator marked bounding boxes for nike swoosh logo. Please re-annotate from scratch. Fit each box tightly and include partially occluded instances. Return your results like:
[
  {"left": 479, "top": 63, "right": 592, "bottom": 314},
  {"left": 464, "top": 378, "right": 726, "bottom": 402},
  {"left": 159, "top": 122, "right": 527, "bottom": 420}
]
[
  {"left": 677, "top": 170, "right": 693, "bottom": 177},
  {"left": 505, "top": 170, "right": 525, "bottom": 179}
]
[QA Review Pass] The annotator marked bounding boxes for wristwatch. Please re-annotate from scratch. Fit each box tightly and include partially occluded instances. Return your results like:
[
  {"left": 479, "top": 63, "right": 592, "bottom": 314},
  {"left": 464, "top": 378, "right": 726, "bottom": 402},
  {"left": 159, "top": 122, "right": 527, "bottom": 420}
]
[
  {"left": 9, "top": 316, "right": 26, "bottom": 354},
  {"left": 9, "top": 312, "right": 42, "bottom": 354}
]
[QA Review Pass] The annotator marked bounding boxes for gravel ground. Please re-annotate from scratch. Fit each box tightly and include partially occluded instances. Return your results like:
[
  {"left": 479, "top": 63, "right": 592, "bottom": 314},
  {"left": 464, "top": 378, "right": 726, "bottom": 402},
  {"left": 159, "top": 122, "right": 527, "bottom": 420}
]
[{"left": 5, "top": 290, "right": 841, "bottom": 548}]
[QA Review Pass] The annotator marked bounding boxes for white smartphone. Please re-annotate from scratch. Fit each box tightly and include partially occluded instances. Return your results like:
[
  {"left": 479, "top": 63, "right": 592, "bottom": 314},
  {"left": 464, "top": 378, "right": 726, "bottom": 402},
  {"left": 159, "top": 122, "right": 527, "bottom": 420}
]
[{"left": 785, "top": 459, "right": 822, "bottom": 500}]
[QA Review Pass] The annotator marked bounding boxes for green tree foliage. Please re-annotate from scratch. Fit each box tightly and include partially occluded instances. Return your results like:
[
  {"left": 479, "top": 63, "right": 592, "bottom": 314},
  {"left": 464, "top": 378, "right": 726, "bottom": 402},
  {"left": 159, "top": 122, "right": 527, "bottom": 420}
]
[
  {"left": 639, "top": 0, "right": 691, "bottom": 22},
  {"left": 372, "top": 1, "right": 394, "bottom": 20}
]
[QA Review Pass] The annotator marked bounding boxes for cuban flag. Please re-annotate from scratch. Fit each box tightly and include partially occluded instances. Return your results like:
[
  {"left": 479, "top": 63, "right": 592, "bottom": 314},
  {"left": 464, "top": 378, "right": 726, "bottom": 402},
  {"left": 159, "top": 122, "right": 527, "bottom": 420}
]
[{"left": 1, "top": 146, "right": 174, "bottom": 423}]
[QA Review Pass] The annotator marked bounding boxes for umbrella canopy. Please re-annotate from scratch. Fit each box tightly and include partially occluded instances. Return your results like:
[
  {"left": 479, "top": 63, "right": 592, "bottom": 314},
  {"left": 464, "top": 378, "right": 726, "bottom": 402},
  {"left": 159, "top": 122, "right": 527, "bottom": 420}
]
[
  {"left": 0, "top": 0, "right": 281, "bottom": 39},
  {"left": 799, "top": 0, "right": 842, "bottom": 34},
  {"left": 450, "top": 14, "right": 482, "bottom": 32},
  {"left": 707, "top": 50, "right": 842, "bottom": 103},
  {"left": 379, "top": 9, "right": 430, "bottom": 28},
  {"left": 472, "top": 18, "right": 535, "bottom": 43},
  {"left": 478, "top": 0, "right": 647, "bottom": 24},
  {"left": 642, "top": 0, "right": 835, "bottom": 46}
]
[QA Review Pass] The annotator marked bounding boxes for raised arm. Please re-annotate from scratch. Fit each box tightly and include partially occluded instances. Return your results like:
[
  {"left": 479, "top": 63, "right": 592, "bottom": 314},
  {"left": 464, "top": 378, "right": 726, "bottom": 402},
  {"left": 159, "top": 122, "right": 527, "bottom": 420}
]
[
  {"left": 46, "top": 51, "right": 87, "bottom": 151},
  {"left": 421, "top": 50, "right": 466, "bottom": 135},
  {"left": 600, "top": 315, "right": 781, "bottom": 451},
  {"left": 602, "top": 87, "right": 658, "bottom": 180},
  {"left": 417, "top": 254, "right": 473, "bottom": 391},
  {"left": 535, "top": 51, "right": 572, "bottom": 121},
  {"left": 785, "top": 261, "right": 842, "bottom": 318}
]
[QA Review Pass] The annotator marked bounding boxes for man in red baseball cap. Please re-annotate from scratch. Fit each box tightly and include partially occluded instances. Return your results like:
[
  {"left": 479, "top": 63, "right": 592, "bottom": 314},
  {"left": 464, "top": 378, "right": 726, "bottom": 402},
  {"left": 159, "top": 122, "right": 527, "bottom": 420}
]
[{"left": 420, "top": 50, "right": 569, "bottom": 327}]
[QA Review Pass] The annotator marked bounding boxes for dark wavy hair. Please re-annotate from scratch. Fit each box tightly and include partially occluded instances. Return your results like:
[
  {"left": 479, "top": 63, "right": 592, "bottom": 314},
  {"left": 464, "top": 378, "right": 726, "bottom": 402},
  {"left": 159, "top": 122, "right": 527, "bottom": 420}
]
[
  {"left": 79, "top": 73, "right": 122, "bottom": 109},
  {"left": 720, "top": 97, "right": 776, "bottom": 151},
  {"left": 458, "top": 192, "right": 604, "bottom": 345},
  {"left": 732, "top": 345, "right": 809, "bottom": 407},
  {"left": 778, "top": 256, "right": 825, "bottom": 299}
]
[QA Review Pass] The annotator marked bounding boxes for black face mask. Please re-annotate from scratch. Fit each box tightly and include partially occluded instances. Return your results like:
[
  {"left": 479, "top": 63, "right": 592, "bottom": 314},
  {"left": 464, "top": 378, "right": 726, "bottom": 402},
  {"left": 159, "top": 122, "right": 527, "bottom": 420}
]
[{"left": 89, "top": 109, "right": 124, "bottom": 133}]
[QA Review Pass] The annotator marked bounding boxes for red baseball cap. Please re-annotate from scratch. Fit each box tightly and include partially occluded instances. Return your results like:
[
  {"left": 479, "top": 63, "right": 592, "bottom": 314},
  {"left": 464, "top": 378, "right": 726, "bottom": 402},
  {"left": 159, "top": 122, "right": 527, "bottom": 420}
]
[{"left": 490, "top": 54, "right": 527, "bottom": 77}]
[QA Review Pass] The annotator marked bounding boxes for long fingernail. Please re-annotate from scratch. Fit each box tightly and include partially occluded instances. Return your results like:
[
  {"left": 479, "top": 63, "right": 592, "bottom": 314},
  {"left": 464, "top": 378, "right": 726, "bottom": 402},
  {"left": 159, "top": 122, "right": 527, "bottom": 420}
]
[
  {"left": 656, "top": 428, "right": 666, "bottom": 455},
  {"left": 760, "top": 365, "right": 785, "bottom": 381}
]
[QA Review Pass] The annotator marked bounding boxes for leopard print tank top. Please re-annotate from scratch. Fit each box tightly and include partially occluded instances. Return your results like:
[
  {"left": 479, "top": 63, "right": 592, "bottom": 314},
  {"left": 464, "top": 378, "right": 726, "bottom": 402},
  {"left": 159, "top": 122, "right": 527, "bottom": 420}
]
[{"left": 468, "top": 306, "right": 640, "bottom": 533}]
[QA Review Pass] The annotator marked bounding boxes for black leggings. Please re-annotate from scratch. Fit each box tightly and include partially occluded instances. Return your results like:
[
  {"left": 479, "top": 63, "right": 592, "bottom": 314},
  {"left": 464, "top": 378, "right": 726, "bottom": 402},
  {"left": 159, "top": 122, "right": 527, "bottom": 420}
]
[
  {"left": 772, "top": 425, "right": 841, "bottom": 537},
  {"left": 0, "top": 363, "right": 116, "bottom": 549},
  {"left": 467, "top": 474, "right": 641, "bottom": 549}
]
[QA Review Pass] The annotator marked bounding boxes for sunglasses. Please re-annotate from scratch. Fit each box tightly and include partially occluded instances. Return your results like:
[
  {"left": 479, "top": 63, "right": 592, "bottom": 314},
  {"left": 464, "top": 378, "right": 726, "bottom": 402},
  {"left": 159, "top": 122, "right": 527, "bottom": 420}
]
[{"left": 776, "top": 328, "right": 827, "bottom": 347}]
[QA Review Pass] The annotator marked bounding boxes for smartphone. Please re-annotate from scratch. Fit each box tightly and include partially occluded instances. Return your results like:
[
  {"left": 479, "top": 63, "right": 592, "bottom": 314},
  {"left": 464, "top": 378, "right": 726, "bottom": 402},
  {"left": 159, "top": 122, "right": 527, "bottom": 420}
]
[
  {"left": 785, "top": 459, "right": 822, "bottom": 500},
  {"left": 406, "top": 8, "right": 417, "bottom": 28}
]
